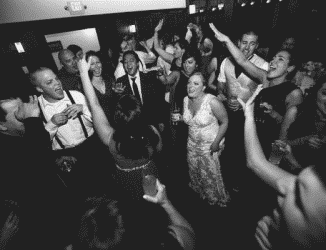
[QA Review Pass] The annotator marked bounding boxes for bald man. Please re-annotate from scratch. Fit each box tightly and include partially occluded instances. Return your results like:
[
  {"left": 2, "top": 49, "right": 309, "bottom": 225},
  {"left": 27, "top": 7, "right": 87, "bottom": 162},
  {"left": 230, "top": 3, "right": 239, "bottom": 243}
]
[{"left": 57, "top": 49, "right": 83, "bottom": 92}]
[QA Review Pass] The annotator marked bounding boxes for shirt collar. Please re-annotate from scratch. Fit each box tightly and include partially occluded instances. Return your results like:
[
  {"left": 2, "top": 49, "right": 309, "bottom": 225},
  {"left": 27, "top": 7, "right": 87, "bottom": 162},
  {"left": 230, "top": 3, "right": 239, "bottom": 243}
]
[
  {"left": 128, "top": 71, "right": 140, "bottom": 82},
  {"left": 39, "top": 91, "right": 68, "bottom": 108}
]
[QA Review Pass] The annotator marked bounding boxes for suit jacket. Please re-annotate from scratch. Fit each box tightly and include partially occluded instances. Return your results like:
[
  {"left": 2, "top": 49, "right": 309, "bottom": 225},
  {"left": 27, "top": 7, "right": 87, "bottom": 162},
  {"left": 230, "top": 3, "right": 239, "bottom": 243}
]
[{"left": 115, "top": 71, "right": 166, "bottom": 126}]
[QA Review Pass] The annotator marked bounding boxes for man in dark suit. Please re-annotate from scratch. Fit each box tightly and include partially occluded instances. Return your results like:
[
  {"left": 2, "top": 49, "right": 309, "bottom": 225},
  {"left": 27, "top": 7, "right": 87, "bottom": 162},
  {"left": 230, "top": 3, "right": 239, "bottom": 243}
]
[{"left": 115, "top": 50, "right": 167, "bottom": 131}]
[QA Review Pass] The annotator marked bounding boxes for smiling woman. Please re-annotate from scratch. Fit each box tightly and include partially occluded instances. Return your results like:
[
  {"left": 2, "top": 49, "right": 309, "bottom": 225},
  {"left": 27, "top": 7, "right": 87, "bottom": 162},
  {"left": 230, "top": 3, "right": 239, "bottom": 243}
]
[
  {"left": 209, "top": 23, "right": 303, "bottom": 158},
  {"left": 84, "top": 50, "right": 116, "bottom": 122},
  {"left": 182, "top": 72, "right": 229, "bottom": 206},
  {"left": 239, "top": 87, "right": 326, "bottom": 249}
]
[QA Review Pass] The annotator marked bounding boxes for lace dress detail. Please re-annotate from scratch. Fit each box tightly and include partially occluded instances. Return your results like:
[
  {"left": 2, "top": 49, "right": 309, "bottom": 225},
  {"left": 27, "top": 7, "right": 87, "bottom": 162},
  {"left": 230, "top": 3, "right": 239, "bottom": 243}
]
[{"left": 183, "top": 94, "right": 229, "bottom": 206}]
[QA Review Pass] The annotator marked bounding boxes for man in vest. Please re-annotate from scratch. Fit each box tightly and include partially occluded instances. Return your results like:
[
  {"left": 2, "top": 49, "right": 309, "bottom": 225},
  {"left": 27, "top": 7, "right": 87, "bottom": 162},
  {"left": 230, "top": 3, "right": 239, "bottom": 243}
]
[{"left": 30, "top": 67, "right": 107, "bottom": 191}]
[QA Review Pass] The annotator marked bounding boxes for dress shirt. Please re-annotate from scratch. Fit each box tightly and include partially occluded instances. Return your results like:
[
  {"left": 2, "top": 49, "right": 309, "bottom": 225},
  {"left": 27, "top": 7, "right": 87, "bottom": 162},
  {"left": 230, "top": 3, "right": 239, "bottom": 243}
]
[
  {"left": 38, "top": 91, "right": 94, "bottom": 150},
  {"left": 128, "top": 71, "right": 143, "bottom": 104}
]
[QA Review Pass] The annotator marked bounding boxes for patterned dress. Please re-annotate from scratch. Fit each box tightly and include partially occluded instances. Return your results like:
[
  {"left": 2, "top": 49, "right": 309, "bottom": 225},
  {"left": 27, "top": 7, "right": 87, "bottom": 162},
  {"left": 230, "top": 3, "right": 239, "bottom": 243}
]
[{"left": 183, "top": 94, "right": 229, "bottom": 206}]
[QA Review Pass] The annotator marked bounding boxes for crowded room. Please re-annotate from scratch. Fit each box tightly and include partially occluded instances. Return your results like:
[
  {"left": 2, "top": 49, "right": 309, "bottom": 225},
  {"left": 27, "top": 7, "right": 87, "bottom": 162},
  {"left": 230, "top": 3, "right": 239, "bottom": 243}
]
[{"left": 0, "top": 0, "right": 325, "bottom": 249}]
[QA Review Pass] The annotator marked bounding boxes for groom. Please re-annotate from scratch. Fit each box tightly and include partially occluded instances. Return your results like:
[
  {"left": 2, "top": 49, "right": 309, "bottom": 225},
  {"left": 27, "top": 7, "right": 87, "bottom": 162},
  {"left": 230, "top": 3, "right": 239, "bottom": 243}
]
[{"left": 115, "top": 50, "right": 167, "bottom": 131}]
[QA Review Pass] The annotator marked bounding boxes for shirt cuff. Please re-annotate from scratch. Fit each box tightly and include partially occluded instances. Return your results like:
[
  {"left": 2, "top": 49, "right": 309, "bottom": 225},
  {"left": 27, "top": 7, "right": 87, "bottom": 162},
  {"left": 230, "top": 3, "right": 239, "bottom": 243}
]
[{"left": 45, "top": 120, "right": 58, "bottom": 132}]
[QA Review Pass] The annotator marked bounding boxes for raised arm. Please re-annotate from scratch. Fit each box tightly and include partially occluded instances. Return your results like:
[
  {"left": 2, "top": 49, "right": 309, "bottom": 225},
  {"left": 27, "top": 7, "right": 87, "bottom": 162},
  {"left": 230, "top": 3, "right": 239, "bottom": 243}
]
[
  {"left": 158, "top": 70, "right": 180, "bottom": 86},
  {"left": 238, "top": 88, "right": 295, "bottom": 193},
  {"left": 143, "top": 179, "right": 195, "bottom": 250},
  {"left": 209, "top": 23, "right": 268, "bottom": 86},
  {"left": 139, "top": 40, "right": 157, "bottom": 65},
  {"left": 77, "top": 56, "right": 114, "bottom": 147},
  {"left": 153, "top": 19, "right": 175, "bottom": 64}
]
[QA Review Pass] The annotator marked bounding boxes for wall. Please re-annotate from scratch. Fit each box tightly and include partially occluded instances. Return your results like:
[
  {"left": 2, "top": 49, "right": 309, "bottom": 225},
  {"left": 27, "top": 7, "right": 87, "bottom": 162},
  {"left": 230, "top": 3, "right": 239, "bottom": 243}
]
[
  {"left": 0, "top": 0, "right": 186, "bottom": 24},
  {"left": 45, "top": 28, "right": 100, "bottom": 70}
]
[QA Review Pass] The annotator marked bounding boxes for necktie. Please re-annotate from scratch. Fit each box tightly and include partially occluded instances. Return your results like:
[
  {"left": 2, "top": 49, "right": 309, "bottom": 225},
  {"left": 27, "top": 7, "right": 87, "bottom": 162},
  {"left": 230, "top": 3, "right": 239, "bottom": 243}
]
[{"left": 131, "top": 77, "right": 142, "bottom": 104}]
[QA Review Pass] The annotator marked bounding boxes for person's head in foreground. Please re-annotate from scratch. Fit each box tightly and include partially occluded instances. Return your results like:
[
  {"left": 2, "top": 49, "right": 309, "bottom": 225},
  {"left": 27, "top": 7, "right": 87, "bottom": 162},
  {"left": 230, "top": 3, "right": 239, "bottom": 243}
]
[{"left": 73, "top": 184, "right": 185, "bottom": 249}]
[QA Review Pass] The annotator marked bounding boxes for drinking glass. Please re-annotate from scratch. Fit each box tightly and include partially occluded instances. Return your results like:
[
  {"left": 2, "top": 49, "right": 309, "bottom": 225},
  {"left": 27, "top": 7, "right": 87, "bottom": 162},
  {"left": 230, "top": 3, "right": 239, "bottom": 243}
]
[
  {"left": 171, "top": 108, "right": 181, "bottom": 126},
  {"left": 269, "top": 142, "right": 286, "bottom": 165},
  {"left": 142, "top": 174, "right": 157, "bottom": 197}
]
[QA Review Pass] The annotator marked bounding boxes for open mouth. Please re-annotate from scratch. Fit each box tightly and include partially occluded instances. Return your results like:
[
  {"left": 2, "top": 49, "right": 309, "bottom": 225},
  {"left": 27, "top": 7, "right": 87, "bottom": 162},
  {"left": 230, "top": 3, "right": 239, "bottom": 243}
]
[
  {"left": 268, "top": 65, "right": 276, "bottom": 73},
  {"left": 55, "top": 87, "right": 63, "bottom": 94},
  {"left": 94, "top": 69, "right": 101, "bottom": 75}
]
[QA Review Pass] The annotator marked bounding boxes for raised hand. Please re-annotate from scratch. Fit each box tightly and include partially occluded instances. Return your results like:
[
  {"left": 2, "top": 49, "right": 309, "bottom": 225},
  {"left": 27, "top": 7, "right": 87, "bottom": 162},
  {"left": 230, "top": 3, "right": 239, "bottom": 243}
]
[
  {"left": 143, "top": 179, "right": 169, "bottom": 205},
  {"left": 307, "top": 135, "right": 324, "bottom": 149},
  {"left": 209, "top": 23, "right": 229, "bottom": 43},
  {"left": 139, "top": 41, "right": 148, "bottom": 49},
  {"left": 238, "top": 84, "right": 263, "bottom": 116},
  {"left": 155, "top": 19, "right": 164, "bottom": 32},
  {"left": 15, "top": 95, "right": 40, "bottom": 121},
  {"left": 77, "top": 54, "right": 91, "bottom": 74},
  {"left": 63, "top": 104, "right": 83, "bottom": 119}
]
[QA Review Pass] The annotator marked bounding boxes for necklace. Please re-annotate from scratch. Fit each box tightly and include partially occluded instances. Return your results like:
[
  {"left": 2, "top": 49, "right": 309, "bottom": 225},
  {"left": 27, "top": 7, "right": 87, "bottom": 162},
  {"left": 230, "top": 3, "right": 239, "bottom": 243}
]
[{"left": 115, "top": 160, "right": 151, "bottom": 172}]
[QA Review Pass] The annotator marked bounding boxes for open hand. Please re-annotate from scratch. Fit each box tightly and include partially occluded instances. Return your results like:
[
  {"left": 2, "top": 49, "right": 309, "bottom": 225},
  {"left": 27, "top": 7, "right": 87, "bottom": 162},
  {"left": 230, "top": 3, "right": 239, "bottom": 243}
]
[
  {"left": 307, "top": 135, "right": 324, "bottom": 149},
  {"left": 209, "top": 23, "right": 229, "bottom": 43},
  {"left": 155, "top": 19, "right": 164, "bottom": 32},
  {"left": 112, "top": 81, "right": 126, "bottom": 94},
  {"left": 77, "top": 54, "right": 91, "bottom": 74},
  {"left": 63, "top": 104, "right": 83, "bottom": 119},
  {"left": 139, "top": 41, "right": 149, "bottom": 50},
  {"left": 15, "top": 95, "right": 40, "bottom": 121}
]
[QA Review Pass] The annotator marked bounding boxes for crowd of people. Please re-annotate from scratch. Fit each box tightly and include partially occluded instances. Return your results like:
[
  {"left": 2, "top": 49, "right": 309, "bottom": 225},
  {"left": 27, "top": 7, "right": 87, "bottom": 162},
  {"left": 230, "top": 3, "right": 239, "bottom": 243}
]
[{"left": 1, "top": 15, "right": 326, "bottom": 250}]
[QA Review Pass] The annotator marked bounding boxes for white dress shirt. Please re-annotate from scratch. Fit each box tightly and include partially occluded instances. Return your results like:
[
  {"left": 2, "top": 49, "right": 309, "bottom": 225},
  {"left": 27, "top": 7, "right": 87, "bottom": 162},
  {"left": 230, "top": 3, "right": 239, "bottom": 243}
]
[
  {"left": 38, "top": 91, "right": 94, "bottom": 150},
  {"left": 128, "top": 71, "right": 143, "bottom": 104}
]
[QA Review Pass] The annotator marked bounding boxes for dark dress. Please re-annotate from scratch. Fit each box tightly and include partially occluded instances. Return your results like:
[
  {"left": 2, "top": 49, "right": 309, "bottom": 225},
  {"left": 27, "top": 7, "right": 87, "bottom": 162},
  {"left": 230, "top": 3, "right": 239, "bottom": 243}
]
[
  {"left": 93, "top": 77, "right": 115, "bottom": 122},
  {"left": 110, "top": 125, "right": 161, "bottom": 201},
  {"left": 254, "top": 81, "right": 299, "bottom": 157},
  {"left": 280, "top": 105, "right": 326, "bottom": 172}
]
